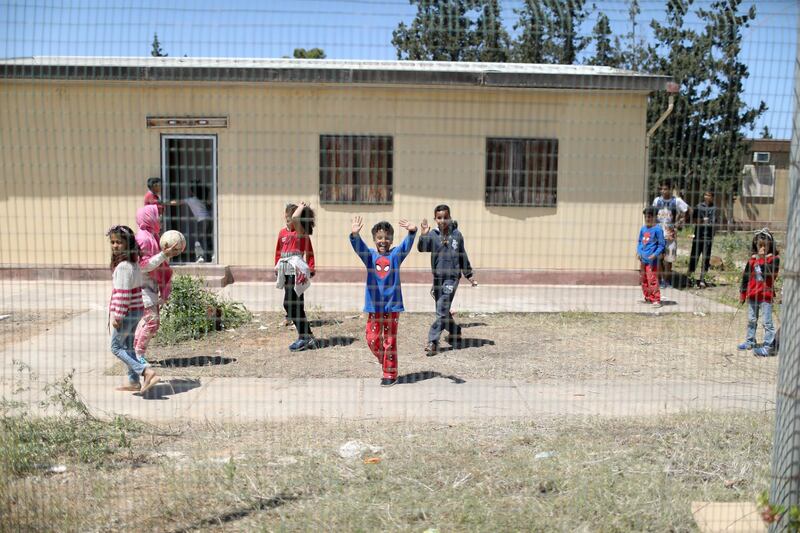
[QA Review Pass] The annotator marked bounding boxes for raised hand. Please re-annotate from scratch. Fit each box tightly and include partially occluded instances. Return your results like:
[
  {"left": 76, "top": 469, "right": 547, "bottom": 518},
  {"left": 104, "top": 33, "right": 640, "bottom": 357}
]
[
  {"left": 420, "top": 218, "right": 430, "bottom": 235},
  {"left": 351, "top": 215, "right": 364, "bottom": 235},
  {"left": 399, "top": 218, "right": 417, "bottom": 233}
]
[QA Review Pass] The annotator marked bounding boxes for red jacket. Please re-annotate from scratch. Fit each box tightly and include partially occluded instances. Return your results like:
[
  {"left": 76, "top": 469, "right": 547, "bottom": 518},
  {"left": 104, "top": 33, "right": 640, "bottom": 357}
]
[
  {"left": 740, "top": 254, "right": 779, "bottom": 303},
  {"left": 274, "top": 227, "right": 315, "bottom": 273}
]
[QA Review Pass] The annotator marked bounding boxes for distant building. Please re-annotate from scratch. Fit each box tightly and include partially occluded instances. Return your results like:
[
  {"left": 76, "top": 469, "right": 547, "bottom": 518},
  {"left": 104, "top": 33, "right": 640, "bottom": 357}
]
[
  {"left": 736, "top": 138, "right": 791, "bottom": 230},
  {"left": 0, "top": 56, "right": 671, "bottom": 283}
]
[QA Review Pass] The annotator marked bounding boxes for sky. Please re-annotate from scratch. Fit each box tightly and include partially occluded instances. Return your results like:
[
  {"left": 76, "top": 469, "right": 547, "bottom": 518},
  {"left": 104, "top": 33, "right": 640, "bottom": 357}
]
[{"left": 0, "top": 0, "right": 796, "bottom": 138}]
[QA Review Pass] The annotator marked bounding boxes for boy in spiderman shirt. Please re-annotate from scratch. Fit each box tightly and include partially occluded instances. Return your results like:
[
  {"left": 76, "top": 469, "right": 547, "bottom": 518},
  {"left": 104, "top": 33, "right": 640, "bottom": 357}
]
[
  {"left": 637, "top": 206, "right": 666, "bottom": 308},
  {"left": 349, "top": 215, "right": 417, "bottom": 387}
]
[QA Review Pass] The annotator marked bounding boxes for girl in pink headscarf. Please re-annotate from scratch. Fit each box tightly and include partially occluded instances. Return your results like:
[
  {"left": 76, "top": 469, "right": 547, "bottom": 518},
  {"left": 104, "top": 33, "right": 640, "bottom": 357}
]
[{"left": 129, "top": 204, "right": 175, "bottom": 389}]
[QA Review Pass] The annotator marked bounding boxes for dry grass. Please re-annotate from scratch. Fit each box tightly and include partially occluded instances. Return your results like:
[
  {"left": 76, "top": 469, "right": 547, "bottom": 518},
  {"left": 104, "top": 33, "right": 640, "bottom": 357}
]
[
  {"left": 1, "top": 411, "right": 773, "bottom": 531},
  {"left": 107, "top": 311, "right": 778, "bottom": 385},
  {"left": 0, "top": 310, "right": 80, "bottom": 351}
]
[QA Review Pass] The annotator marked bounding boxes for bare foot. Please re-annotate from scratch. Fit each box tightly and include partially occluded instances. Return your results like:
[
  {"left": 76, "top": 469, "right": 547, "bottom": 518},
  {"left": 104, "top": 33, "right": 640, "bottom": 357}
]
[
  {"left": 115, "top": 383, "right": 141, "bottom": 392},
  {"left": 140, "top": 369, "right": 161, "bottom": 394}
]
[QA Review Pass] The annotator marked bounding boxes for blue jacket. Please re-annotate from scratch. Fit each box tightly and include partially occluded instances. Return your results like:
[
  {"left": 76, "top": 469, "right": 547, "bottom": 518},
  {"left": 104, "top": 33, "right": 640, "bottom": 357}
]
[
  {"left": 350, "top": 231, "right": 416, "bottom": 312},
  {"left": 637, "top": 224, "right": 666, "bottom": 266},
  {"left": 417, "top": 225, "right": 473, "bottom": 282}
]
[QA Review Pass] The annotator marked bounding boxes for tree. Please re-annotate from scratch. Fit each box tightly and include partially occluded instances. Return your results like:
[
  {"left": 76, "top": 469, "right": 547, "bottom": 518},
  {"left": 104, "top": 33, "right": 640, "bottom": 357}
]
[
  {"left": 469, "top": 0, "right": 511, "bottom": 62},
  {"left": 646, "top": 0, "right": 765, "bottom": 214},
  {"left": 392, "top": 0, "right": 475, "bottom": 61},
  {"left": 760, "top": 125, "right": 773, "bottom": 139},
  {"left": 512, "top": 0, "right": 557, "bottom": 63},
  {"left": 512, "top": 0, "right": 589, "bottom": 64},
  {"left": 293, "top": 48, "right": 327, "bottom": 59},
  {"left": 615, "top": 0, "right": 649, "bottom": 70},
  {"left": 548, "top": 0, "right": 590, "bottom": 64},
  {"left": 586, "top": 12, "right": 617, "bottom": 66},
  {"left": 697, "top": 0, "right": 766, "bottom": 208},
  {"left": 151, "top": 33, "right": 167, "bottom": 57}
]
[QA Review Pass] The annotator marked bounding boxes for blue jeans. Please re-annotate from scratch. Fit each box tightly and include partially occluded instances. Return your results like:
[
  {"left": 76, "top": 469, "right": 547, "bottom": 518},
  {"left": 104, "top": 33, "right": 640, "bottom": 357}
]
[
  {"left": 746, "top": 300, "right": 775, "bottom": 348},
  {"left": 111, "top": 310, "right": 146, "bottom": 383}
]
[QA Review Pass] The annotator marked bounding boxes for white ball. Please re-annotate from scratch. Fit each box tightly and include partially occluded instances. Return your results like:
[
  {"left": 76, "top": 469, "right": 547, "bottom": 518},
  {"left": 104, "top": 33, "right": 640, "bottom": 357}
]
[{"left": 159, "top": 230, "right": 186, "bottom": 253}]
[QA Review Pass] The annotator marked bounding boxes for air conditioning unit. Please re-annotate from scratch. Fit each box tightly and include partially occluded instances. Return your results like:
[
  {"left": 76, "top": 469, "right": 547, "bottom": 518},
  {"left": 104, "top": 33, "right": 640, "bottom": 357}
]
[{"left": 753, "top": 151, "right": 771, "bottom": 163}]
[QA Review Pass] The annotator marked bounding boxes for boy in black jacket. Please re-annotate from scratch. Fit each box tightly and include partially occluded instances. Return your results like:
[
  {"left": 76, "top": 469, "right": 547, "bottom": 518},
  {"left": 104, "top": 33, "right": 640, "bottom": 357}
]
[
  {"left": 688, "top": 190, "right": 718, "bottom": 288},
  {"left": 417, "top": 204, "right": 477, "bottom": 355}
]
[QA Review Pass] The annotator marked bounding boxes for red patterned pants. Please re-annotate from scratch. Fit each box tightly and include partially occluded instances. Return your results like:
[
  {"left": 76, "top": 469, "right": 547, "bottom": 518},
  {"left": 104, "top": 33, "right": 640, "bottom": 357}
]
[
  {"left": 134, "top": 305, "right": 160, "bottom": 357},
  {"left": 639, "top": 263, "right": 661, "bottom": 303},
  {"left": 366, "top": 312, "right": 399, "bottom": 379}
]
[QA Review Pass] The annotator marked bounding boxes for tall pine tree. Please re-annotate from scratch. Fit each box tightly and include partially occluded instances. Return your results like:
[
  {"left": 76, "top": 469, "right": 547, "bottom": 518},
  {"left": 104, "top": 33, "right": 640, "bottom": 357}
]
[
  {"left": 512, "top": 0, "right": 557, "bottom": 63},
  {"left": 587, "top": 12, "right": 617, "bottom": 66},
  {"left": 151, "top": 33, "right": 167, "bottom": 57},
  {"left": 392, "top": 0, "right": 475, "bottom": 61},
  {"left": 469, "top": 0, "right": 511, "bottom": 62}
]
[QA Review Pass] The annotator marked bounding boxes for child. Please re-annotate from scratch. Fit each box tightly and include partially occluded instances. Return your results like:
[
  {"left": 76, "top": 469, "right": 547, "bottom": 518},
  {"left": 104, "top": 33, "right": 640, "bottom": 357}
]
[
  {"left": 128, "top": 205, "right": 176, "bottom": 390},
  {"left": 350, "top": 215, "right": 417, "bottom": 386},
  {"left": 637, "top": 206, "right": 666, "bottom": 308},
  {"left": 144, "top": 177, "right": 165, "bottom": 216},
  {"left": 417, "top": 204, "right": 476, "bottom": 356},
  {"left": 274, "top": 202, "right": 316, "bottom": 351},
  {"left": 653, "top": 180, "right": 689, "bottom": 288},
  {"left": 688, "top": 190, "right": 717, "bottom": 288},
  {"left": 739, "top": 229, "right": 780, "bottom": 357},
  {"left": 107, "top": 225, "right": 167, "bottom": 394}
]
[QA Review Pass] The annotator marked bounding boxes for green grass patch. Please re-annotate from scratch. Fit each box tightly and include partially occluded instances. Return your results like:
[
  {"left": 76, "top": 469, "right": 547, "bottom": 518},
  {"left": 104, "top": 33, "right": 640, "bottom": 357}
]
[{"left": 157, "top": 275, "right": 252, "bottom": 345}]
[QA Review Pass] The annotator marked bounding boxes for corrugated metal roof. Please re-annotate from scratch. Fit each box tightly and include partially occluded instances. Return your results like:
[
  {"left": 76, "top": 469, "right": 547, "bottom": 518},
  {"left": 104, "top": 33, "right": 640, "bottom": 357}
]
[{"left": 0, "top": 56, "right": 671, "bottom": 92}]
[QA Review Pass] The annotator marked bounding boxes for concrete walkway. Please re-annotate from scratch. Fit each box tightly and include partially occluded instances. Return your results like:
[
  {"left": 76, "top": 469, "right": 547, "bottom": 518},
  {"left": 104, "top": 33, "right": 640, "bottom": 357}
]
[
  {"left": 1, "top": 280, "right": 758, "bottom": 423},
  {"left": 3, "top": 280, "right": 735, "bottom": 314}
]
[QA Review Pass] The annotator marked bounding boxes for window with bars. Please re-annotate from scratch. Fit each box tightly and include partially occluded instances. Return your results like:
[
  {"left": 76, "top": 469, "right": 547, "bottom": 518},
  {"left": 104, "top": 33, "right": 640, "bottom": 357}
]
[
  {"left": 319, "top": 135, "right": 393, "bottom": 204},
  {"left": 485, "top": 138, "right": 558, "bottom": 207}
]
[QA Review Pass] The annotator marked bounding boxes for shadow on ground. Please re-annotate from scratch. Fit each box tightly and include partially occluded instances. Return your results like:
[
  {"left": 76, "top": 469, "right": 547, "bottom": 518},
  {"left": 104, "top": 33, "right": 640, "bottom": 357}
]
[
  {"left": 312, "top": 336, "right": 358, "bottom": 349},
  {"left": 151, "top": 356, "right": 236, "bottom": 367},
  {"left": 438, "top": 337, "right": 496, "bottom": 353},
  {"left": 397, "top": 371, "right": 465, "bottom": 385},
  {"left": 137, "top": 378, "right": 202, "bottom": 400}
]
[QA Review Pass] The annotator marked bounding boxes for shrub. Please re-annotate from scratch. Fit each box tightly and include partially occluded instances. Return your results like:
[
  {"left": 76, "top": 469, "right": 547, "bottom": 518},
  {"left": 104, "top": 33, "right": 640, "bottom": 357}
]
[{"left": 157, "top": 275, "right": 252, "bottom": 345}]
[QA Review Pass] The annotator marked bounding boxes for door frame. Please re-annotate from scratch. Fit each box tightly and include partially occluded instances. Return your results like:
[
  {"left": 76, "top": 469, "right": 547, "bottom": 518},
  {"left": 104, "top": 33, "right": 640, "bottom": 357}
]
[{"left": 160, "top": 134, "right": 219, "bottom": 264}]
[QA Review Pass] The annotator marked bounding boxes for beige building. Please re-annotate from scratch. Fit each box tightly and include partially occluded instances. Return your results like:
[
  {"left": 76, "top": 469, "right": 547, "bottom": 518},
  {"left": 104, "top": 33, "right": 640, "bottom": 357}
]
[
  {"left": 0, "top": 57, "right": 670, "bottom": 282},
  {"left": 735, "top": 138, "right": 791, "bottom": 231}
]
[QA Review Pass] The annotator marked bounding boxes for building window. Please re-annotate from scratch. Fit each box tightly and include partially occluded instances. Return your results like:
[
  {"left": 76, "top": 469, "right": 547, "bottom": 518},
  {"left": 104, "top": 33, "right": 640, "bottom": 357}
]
[
  {"left": 742, "top": 164, "right": 775, "bottom": 198},
  {"left": 485, "top": 138, "right": 558, "bottom": 207},
  {"left": 320, "top": 135, "right": 393, "bottom": 204}
]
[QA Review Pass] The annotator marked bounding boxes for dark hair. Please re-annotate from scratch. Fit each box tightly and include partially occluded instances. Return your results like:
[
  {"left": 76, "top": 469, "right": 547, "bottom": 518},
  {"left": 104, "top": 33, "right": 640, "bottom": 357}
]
[
  {"left": 285, "top": 203, "right": 298, "bottom": 216},
  {"left": 752, "top": 228, "right": 777, "bottom": 255},
  {"left": 106, "top": 225, "right": 140, "bottom": 270},
  {"left": 371, "top": 221, "right": 394, "bottom": 239},
  {"left": 434, "top": 204, "right": 451, "bottom": 215},
  {"left": 643, "top": 206, "right": 658, "bottom": 217},
  {"left": 146, "top": 177, "right": 161, "bottom": 191},
  {"left": 296, "top": 205, "right": 315, "bottom": 236},
  {"left": 659, "top": 179, "right": 673, "bottom": 189}
]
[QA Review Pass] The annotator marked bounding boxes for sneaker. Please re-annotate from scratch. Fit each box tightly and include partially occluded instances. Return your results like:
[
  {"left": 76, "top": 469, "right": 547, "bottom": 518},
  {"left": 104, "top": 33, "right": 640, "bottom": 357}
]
[
  {"left": 380, "top": 378, "right": 397, "bottom": 387},
  {"left": 289, "top": 338, "right": 307, "bottom": 352},
  {"left": 698, "top": 279, "right": 707, "bottom": 289},
  {"left": 753, "top": 346, "right": 772, "bottom": 357},
  {"left": 659, "top": 280, "right": 667, "bottom": 289},
  {"left": 652, "top": 302, "right": 663, "bottom": 309},
  {"left": 737, "top": 342, "right": 753, "bottom": 351},
  {"left": 138, "top": 355, "right": 149, "bottom": 366},
  {"left": 304, "top": 337, "right": 318, "bottom": 350},
  {"left": 425, "top": 342, "right": 438, "bottom": 356},
  {"left": 638, "top": 299, "right": 651, "bottom": 305}
]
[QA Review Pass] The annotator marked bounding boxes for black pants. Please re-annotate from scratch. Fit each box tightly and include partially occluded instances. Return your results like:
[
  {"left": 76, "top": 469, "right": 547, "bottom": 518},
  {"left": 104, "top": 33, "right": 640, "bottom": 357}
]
[
  {"left": 283, "top": 275, "right": 311, "bottom": 337},
  {"left": 428, "top": 278, "right": 461, "bottom": 343},
  {"left": 688, "top": 232, "right": 713, "bottom": 278}
]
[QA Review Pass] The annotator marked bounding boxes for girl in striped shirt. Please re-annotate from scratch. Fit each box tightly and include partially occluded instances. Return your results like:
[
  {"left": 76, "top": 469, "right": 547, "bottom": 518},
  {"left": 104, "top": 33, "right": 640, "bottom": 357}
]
[{"left": 108, "top": 225, "right": 179, "bottom": 393}]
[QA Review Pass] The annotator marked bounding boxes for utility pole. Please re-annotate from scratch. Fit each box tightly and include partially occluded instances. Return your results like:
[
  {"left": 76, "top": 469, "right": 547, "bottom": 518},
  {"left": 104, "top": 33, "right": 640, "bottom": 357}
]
[{"left": 769, "top": 15, "right": 800, "bottom": 533}]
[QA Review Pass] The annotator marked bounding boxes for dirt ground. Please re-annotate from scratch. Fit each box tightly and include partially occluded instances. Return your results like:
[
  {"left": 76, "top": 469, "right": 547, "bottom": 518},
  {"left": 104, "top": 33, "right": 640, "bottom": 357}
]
[
  {"left": 106, "top": 310, "right": 779, "bottom": 384},
  {"left": 0, "top": 310, "right": 80, "bottom": 351}
]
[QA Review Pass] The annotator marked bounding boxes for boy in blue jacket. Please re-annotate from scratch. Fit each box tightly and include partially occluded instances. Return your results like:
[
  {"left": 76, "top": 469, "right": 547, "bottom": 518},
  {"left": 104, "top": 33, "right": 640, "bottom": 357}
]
[
  {"left": 418, "top": 204, "right": 477, "bottom": 355},
  {"left": 350, "top": 215, "right": 417, "bottom": 387},
  {"left": 637, "top": 206, "right": 666, "bottom": 308}
]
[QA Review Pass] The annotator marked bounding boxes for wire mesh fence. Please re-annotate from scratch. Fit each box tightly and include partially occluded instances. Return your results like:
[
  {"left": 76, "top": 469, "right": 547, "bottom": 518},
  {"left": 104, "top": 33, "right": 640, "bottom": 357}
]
[{"left": 0, "top": 0, "right": 797, "bottom": 530}]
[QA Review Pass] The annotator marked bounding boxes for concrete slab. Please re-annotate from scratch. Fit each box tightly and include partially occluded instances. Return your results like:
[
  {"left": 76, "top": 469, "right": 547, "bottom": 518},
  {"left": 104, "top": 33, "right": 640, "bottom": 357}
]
[{"left": 691, "top": 501, "right": 765, "bottom": 532}]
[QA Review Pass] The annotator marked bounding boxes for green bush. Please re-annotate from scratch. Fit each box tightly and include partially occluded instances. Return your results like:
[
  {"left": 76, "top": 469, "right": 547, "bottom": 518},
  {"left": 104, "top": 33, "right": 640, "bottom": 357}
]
[{"left": 157, "top": 275, "right": 252, "bottom": 345}]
